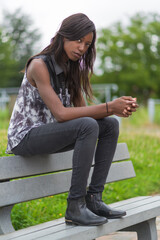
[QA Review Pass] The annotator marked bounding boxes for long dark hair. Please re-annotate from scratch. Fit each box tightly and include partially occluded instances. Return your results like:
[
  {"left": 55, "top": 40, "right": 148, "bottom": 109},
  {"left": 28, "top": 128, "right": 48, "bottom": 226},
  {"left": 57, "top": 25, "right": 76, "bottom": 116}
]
[{"left": 27, "top": 13, "right": 96, "bottom": 106}]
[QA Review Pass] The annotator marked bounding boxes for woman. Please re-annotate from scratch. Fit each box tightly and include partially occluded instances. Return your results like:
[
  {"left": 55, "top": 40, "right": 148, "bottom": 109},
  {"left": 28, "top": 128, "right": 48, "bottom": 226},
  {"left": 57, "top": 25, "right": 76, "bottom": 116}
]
[{"left": 6, "top": 13, "right": 138, "bottom": 226}]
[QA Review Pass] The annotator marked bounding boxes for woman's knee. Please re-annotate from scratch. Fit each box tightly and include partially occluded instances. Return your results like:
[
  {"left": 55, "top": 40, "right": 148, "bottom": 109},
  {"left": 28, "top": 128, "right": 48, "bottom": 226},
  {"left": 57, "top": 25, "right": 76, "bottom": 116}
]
[
  {"left": 99, "top": 117, "right": 119, "bottom": 138},
  {"left": 109, "top": 117, "right": 119, "bottom": 131},
  {"left": 78, "top": 117, "right": 99, "bottom": 138},
  {"left": 109, "top": 117, "right": 119, "bottom": 137}
]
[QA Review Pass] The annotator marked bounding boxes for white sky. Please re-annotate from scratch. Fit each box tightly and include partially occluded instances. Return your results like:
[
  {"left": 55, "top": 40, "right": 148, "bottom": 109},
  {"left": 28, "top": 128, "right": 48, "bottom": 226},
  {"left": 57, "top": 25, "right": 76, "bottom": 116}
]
[{"left": 0, "top": 0, "right": 160, "bottom": 49}]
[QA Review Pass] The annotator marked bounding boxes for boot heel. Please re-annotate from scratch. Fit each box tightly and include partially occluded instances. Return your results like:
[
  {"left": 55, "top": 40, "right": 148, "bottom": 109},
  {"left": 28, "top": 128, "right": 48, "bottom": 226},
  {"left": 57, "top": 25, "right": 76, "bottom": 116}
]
[{"left": 65, "top": 219, "right": 74, "bottom": 225}]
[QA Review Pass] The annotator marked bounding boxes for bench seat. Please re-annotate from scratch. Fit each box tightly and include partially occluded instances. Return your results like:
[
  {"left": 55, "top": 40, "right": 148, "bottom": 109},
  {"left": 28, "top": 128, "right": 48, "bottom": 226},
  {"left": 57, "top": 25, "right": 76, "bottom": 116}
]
[{"left": 0, "top": 196, "right": 160, "bottom": 240}]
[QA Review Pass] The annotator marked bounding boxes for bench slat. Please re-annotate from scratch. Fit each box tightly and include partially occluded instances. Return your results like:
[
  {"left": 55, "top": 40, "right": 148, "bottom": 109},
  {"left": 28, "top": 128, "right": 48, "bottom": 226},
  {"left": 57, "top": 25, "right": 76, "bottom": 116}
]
[
  {"left": 0, "top": 218, "right": 66, "bottom": 240},
  {"left": 0, "top": 161, "right": 135, "bottom": 207},
  {"left": 108, "top": 196, "right": 150, "bottom": 208},
  {"left": 112, "top": 143, "right": 130, "bottom": 161},
  {"left": 106, "top": 160, "right": 135, "bottom": 183},
  {"left": 0, "top": 143, "right": 129, "bottom": 181}
]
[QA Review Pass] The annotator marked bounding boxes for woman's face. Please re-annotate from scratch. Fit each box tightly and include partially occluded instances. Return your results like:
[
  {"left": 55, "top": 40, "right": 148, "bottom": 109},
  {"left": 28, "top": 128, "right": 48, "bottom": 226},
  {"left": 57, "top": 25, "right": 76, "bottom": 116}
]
[{"left": 63, "top": 32, "right": 93, "bottom": 61}]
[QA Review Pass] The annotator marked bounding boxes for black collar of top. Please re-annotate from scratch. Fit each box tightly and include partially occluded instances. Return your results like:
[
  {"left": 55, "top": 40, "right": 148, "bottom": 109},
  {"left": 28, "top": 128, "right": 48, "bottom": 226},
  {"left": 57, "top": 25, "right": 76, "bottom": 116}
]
[{"left": 50, "top": 54, "right": 63, "bottom": 75}]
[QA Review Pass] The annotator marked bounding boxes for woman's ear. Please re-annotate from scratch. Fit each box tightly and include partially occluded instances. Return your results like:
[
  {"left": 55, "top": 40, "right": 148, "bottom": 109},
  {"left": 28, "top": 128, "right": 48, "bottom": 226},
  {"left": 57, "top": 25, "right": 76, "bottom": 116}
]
[{"left": 63, "top": 37, "right": 67, "bottom": 43}]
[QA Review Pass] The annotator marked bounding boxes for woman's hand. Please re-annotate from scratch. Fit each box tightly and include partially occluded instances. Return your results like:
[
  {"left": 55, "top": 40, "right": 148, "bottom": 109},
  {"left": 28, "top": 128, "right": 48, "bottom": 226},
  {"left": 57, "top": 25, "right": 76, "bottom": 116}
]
[{"left": 108, "top": 96, "right": 139, "bottom": 118}]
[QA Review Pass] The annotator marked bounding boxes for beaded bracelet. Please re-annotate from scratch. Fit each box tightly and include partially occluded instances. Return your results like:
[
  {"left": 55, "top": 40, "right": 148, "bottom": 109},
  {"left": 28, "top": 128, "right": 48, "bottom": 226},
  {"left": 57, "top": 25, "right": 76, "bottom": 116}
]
[{"left": 106, "top": 102, "right": 108, "bottom": 113}]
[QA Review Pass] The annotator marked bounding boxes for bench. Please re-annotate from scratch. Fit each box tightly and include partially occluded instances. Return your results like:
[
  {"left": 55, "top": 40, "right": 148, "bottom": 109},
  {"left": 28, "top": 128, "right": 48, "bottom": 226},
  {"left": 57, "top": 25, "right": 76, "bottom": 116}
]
[{"left": 0, "top": 142, "right": 160, "bottom": 240}]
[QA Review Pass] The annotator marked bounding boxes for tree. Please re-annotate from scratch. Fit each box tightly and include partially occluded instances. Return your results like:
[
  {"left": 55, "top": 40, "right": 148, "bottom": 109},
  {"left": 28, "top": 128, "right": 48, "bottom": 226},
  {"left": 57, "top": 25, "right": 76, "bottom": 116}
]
[
  {"left": 92, "top": 12, "right": 160, "bottom": 102},
  {"left": 0, "top": 8, "right": 41, "bottom": 87},
  {"left": 0, "top": 27, "right": 19, "bottom": 87}
]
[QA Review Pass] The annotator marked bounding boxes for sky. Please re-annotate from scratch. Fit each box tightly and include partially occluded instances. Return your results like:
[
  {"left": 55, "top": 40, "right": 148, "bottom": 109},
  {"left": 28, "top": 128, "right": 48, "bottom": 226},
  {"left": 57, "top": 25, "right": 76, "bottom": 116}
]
[{"left": 0, "top": 0, "right": 160, "bottom": 49}]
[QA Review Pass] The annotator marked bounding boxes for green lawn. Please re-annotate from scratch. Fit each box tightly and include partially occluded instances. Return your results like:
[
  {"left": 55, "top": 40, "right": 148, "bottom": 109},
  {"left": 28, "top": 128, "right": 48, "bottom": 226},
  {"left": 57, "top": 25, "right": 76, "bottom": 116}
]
[{"left": 0, "top": 106, "right": 160, "bottom": 230}]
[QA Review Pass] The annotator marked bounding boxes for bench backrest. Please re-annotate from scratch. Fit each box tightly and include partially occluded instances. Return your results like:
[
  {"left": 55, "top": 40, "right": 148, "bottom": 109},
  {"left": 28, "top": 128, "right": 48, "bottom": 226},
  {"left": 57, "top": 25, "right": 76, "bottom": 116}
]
[{"left": 0, "top": 143, "right": 135, "bottom": 207}]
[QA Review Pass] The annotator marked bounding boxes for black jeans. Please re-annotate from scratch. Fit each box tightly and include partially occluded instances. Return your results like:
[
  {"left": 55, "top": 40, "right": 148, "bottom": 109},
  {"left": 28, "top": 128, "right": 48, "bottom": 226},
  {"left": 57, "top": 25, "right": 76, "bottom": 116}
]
[{"left": 12, "top": 117, "right": 119, "bottom": 199}]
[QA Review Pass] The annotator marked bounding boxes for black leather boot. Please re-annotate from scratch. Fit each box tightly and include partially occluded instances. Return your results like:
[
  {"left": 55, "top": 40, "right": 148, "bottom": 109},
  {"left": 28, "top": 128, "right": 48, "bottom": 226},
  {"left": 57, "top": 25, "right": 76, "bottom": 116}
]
[
  {"left": 65, "top": 197, "right": 108, "bottom": 226},
  {"left": 86, "top": 192, "right": 126, "bottom": 219}
]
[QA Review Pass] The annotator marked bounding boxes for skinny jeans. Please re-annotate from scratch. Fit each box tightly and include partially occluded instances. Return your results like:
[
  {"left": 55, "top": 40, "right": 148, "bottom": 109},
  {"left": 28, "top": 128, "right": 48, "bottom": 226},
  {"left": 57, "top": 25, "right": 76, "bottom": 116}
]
[{"left": 12, "top": 117, "right": 119, "bottom": 199}]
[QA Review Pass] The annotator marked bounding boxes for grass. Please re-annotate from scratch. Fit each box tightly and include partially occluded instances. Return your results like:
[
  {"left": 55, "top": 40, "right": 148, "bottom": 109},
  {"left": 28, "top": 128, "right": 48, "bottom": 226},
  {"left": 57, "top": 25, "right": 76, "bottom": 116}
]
[
  {"left": 155, "top": 104, "right": 160, "bottom": 124},
  {"left": 0, "top": 109, "right": 9, "bottom": 130},
  {"left": 0, "top": 106, "right": 160, "bottom": 230},
  {"left": 0, "top": 109, "right": 10, "bottom": 156}
]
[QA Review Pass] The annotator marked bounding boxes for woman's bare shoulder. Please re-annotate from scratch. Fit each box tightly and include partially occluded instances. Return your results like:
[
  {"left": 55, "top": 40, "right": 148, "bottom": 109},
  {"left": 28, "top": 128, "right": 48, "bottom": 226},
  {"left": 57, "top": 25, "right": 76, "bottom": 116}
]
[{"left": 27, "top": 58, "right": 50, "bottom": 86}]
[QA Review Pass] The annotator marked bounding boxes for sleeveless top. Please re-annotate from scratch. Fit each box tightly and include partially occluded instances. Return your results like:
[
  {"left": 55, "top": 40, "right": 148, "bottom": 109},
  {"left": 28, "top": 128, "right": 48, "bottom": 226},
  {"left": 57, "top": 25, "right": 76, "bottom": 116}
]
[{"left": 6, "top": 55, "right": 71, "bottom": 154}]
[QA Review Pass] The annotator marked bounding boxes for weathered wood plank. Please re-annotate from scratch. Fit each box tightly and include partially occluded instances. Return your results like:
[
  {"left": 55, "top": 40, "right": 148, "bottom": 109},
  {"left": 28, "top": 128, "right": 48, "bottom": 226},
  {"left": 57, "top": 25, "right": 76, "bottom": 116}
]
[
  {"left": 0, "top": 143, "right": 129, "bottom": 181},
  {"left": 0, "top": 161, "right": 135, "bottom": 207},
  {"left": 0, "top": 223, "right": 70, "bottom": 240},
  {"left": 0, "top": 218, "right": 66, "bottom": 240},
  {"left": 108, "top": 196, "right": 150, "bottom": 208},
  {"left": 109, "top": 195, "right": 160, "bottom": 211},
  {"left": 0, "top": 151, "right": 74, "bottom": 181},
  {"left": 106, "top": 161, "right": 135, "bottom": 183},
  {"left": 112, "top": 143, "right": 130, "bottom": 162}
]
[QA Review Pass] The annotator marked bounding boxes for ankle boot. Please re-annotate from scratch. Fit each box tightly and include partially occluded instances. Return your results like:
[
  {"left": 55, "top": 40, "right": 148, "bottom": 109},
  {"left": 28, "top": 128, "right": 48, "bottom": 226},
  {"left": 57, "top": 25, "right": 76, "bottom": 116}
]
[
  {"left": 86, "top": 192, "right": 126, "bottom": 219},
  {"left": 65, "top": 197, "right": 108, "bottom": 226}
]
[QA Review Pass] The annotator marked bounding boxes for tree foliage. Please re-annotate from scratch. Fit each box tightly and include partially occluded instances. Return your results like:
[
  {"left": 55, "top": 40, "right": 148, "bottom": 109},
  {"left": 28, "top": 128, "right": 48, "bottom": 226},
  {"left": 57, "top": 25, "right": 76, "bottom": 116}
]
[
  {"left": 92, "top": 12, "right": 160, "bottom": 102},
  {"left": 0, "top": 27, "right": 18, "bottom": 87},
  {"left": 0, "top": 8, "right": 41, "bottom": 87}
]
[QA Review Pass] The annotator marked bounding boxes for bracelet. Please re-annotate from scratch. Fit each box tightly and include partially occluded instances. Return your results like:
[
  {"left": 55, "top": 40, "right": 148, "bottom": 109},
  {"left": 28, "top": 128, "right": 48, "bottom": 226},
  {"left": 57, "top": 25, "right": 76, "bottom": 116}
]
[{"left": 106, "top": 102, "right": 108, "bottom": 113}]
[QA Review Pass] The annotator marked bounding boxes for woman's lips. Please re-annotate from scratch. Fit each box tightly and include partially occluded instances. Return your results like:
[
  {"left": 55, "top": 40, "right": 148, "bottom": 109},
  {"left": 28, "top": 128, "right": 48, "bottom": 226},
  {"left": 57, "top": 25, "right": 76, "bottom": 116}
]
[{"left": 73, "top": 52, "right": 81, "bottom": 58}]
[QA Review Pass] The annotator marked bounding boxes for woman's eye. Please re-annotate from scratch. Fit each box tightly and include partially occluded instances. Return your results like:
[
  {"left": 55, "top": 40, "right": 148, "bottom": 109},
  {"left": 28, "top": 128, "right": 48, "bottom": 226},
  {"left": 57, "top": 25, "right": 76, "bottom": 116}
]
[{"left": 77, "top": 39, "right": 81, "bottom": 43}]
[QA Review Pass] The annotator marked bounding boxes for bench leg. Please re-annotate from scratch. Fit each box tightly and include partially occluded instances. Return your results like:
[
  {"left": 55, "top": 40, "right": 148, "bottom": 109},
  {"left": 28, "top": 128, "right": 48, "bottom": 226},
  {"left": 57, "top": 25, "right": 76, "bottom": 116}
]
[
  {"left": 122, "top": 218, "right": 157, "bottom": 240},
  {"left": 0, "top": 205, "right": 15, "bottom": 234}
]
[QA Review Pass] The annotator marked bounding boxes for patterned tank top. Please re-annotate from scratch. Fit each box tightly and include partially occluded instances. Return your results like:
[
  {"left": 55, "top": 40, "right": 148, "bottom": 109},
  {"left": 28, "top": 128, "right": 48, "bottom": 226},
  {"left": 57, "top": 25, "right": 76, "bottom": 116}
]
[{"left": 6, "top": 56, "right": 71, "bottom": 154}]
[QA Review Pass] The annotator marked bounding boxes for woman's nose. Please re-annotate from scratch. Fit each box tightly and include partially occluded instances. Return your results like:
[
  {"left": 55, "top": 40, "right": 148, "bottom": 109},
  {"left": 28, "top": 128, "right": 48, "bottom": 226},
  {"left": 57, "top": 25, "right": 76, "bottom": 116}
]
[{"left": 78, "top": 43, "right": 85, "bottom": 52}]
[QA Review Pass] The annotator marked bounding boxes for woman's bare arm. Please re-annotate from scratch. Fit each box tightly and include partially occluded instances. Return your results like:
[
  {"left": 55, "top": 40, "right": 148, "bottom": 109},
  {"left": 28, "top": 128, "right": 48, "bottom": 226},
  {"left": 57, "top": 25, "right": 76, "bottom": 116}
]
[{"left": 27, "top": 59, "right": 137, "bottom": 122}]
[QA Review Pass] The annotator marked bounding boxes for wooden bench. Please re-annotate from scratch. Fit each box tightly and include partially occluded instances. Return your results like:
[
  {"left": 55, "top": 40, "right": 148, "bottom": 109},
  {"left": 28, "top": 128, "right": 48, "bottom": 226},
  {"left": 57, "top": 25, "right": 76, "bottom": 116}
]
[{"left": 0, "top": 142, "right": 160, "bottom": 240}]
